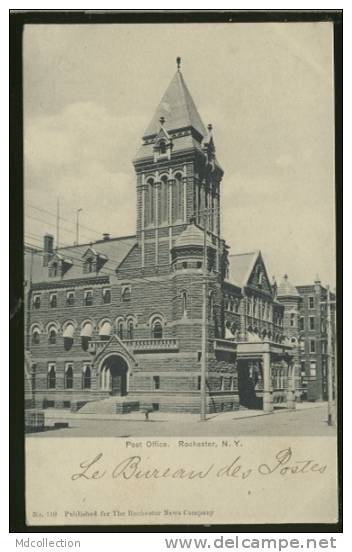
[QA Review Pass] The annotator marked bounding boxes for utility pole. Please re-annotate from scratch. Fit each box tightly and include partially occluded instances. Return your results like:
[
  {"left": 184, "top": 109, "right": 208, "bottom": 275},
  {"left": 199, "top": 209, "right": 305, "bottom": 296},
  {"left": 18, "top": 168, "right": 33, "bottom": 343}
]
[
  {"left": 56, "top": 197, "right": 60, "bottom": 250},
  {"left": 326, "top": 285, "right": 334, "bottom": 426},
  {"left": 25, "top": 248, "right": 34, "bottom": 352},
  {"left": 200, "top": 208, "right": 208, "bottom": 421},
  {"left": 75, "top": 208, "right": 82, "bottom": 245}
]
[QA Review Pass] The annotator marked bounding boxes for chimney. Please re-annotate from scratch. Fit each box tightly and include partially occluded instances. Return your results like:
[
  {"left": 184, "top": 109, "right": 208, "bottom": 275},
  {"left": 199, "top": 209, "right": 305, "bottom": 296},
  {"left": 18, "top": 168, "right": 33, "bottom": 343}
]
[
  {"left": 102, "top": 233, "right": 110, "bottom": 241},
  {"left": 43, "top": 233, "right": 54, "bottom": 266}
]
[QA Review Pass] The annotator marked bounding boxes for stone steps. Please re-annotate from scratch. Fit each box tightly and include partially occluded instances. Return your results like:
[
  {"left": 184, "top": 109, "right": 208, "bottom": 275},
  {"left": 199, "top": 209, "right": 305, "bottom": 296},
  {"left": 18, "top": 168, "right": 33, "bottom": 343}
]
[{"left": 78, "top": 397, "right": 139, "bottom": 415}]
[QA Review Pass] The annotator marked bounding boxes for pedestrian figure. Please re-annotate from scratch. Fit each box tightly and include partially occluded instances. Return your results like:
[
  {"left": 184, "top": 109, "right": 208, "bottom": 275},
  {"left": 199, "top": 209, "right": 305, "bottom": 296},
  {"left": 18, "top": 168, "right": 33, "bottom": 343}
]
[{"left": 143, "top": 407, "right": 152, "bottom": 421}]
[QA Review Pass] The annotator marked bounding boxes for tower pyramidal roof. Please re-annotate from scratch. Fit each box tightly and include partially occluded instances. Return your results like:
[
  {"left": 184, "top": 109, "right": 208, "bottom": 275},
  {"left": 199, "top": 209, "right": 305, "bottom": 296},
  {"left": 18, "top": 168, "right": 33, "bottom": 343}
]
[{"left": 143, "top": 63, "right": 208, "bottom": 139}]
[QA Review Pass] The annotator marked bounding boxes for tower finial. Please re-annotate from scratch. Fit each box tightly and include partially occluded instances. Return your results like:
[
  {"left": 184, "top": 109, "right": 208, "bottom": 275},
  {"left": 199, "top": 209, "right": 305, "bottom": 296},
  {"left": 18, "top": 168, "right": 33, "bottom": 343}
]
[
  {"left": 176, "top": 56, "right": 181, "bottom": 71},
  {"left": 159, "top": 115, "right": 165, "bottom": 127}
]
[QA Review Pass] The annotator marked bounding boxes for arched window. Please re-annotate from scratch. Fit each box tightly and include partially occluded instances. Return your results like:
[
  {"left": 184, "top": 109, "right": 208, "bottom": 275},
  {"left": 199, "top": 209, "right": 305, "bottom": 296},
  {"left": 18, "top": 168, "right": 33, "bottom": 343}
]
[
  {"left": 33, "top": 295, "right": 41, "bottom": 310},
  {"left": 152, "top": 321, "right": 163, "bottom": 339},
  {"left": 48, "top": 328, "right": 57, "bottom": 345},
  {"left": 121, "top": 286, "right": 131, "bottom": 302},
  {"left": 173, "top": 174, "right": 183, "bottom": 222},
  {"left": 99, "top": 321, "right": 112, "bottom": 341},
  {"left": 82, "top": 364, "right": 91, "bottom": 389},
  {"left": 181, "top": 291, "right": 188, "bottom": 317},
  {"left": 80, "top": 321, "right": 93, "bottom": 351},
  {"left": 63, "top": 323, "right": 74, "bottom": 351},
  {"left": 117, "top": 321, "right": 124, "bottom": 340},
  {"left": 160, "top": 176, "right": 168, "bottom": 224},
  {"left": 64, "top": 364, "right": 73, "bottom": 389},
  {"left": 146, "top": 179, "right": 154, "bottom": 225},
  {"left": 127, "top": 320, "right": 134, "bottom": 340},
  {"left": 159, "top": 141, "right": 166, "bottom": 154},
  {"left": 31, "top": 328, "right": 40, "bottom": 345},
  {"left": 47, "top": 364, "right": 56, "bottom": 389}
]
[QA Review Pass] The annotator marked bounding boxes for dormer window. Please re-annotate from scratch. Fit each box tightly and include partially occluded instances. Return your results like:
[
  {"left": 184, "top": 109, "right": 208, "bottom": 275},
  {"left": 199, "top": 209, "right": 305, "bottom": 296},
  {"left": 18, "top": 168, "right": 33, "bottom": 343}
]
[
  {"left": 153, "top": 122, "right": 172, "bottom": 161},
  {"left": 48, "top": 254, "right": 72, "bottom": 278},
  {"left": 82, "top": 247, "right": 107, "bottom": 274},
  {"left": 84, "top": 257, "right": 95, "bottom": 274},
  {"left": 50, "top": 262, "right": 58, "bottom": 277}
]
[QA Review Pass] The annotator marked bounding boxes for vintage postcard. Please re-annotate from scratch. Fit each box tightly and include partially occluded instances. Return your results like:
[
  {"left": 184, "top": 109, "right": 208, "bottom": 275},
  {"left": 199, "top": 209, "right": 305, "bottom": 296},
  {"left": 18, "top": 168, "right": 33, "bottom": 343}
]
[{"left": 21, "top": 17, "right": 339, "bottom": 526}]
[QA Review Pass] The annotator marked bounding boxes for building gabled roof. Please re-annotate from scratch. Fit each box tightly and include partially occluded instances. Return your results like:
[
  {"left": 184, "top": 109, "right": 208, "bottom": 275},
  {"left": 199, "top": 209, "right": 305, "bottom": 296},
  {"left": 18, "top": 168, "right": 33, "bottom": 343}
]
[
  {"left": 143, "top": 70, "right": 207, "bottom": 139},
  {"left": 227, "top": 251, "right": 259, "bottom": 288},
  {"left": 25, "top": 235, "right": 137, "bottom": 284},
  {"left": 227, "top": 250, "right": 273, "bottom": 296}
]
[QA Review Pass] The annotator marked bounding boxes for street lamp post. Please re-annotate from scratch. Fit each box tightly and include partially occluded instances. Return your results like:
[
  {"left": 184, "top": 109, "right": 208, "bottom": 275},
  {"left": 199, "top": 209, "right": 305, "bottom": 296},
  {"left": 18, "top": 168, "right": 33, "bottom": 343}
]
[
  {"left": 320, "top": 287, "right": 336, "bottom": 426},
  {"left": 326, "top": 285, "right": 334, "bottom": 426},
  {"left": 200, "top": 209, "right": 208, "bottom": 422}
]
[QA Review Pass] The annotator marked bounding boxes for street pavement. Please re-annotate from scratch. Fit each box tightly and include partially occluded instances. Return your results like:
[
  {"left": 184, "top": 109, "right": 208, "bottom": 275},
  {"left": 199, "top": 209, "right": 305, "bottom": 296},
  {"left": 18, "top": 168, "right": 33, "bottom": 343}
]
[{"left": 27, "top": 402, "right": 337, "bottom": 438}]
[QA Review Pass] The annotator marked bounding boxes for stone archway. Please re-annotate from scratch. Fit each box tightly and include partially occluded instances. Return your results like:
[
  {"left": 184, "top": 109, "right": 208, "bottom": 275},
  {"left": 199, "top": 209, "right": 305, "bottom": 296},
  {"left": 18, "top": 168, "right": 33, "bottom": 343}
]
[
  {"left": 237, "top": 359, "right": 262, "bottom": 409},
  {"left": 100, "top": 354, "right": 129, "bottom": 396}
]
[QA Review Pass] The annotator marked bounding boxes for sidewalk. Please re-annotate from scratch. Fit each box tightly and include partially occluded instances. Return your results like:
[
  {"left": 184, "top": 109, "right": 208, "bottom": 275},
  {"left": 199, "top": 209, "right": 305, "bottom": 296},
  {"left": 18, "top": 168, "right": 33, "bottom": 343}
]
[{"left": 43, "top": 401, "right": 326, "bottom": 426}]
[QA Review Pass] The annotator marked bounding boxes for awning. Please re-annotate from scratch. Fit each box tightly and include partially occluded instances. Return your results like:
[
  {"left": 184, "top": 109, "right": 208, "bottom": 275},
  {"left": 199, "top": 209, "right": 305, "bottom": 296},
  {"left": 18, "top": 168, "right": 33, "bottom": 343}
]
[
  {"left": 63, "top": 324, "right": 74, "bottom": 338},
  {"left": 80, "top": 322, "right": 93, "bottom": 337},
  {"left": 99, "top": 321, "right": 112, "bottom": 336}
]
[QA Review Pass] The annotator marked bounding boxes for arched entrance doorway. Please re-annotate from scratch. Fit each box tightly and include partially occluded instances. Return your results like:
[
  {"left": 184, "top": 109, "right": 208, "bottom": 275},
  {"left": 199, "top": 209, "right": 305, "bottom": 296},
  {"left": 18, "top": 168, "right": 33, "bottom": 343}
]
[
  {"left": 100, "top": 354, "right": 128, "bottom": 396},
  {"left": 237, "top": 360, "right": 262, "bottom": 409}
]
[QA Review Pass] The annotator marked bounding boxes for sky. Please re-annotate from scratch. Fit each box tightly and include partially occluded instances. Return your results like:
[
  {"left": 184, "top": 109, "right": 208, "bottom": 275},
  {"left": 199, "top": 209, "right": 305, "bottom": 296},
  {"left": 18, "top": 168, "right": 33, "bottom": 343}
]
[{"left": 23, "top": 22, "right": 336, "bottom": 287}]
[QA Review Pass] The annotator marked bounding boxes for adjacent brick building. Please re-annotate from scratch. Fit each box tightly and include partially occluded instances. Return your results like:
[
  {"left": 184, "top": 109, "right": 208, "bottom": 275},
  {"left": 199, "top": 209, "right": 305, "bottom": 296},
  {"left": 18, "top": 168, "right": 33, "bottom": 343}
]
[
  {"left": 296, "top": 278, "right": 336, "bottom": 401},
  {"left": 25, "top": 62, "right": 314, "bottom": 414}
]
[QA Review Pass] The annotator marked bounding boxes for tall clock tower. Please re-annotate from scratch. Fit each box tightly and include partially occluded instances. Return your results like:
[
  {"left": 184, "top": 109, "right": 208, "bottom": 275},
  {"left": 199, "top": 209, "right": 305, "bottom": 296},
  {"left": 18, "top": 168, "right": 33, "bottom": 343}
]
[{"left": 133, "top": 58, "right": 224, "bottom": 274}]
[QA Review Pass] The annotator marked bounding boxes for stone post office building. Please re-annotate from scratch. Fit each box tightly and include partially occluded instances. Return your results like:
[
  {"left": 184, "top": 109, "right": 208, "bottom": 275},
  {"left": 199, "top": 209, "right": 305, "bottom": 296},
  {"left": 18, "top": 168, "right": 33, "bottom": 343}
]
[{"left": 24, "top": 62, "right": 327, "bottom": 414}]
